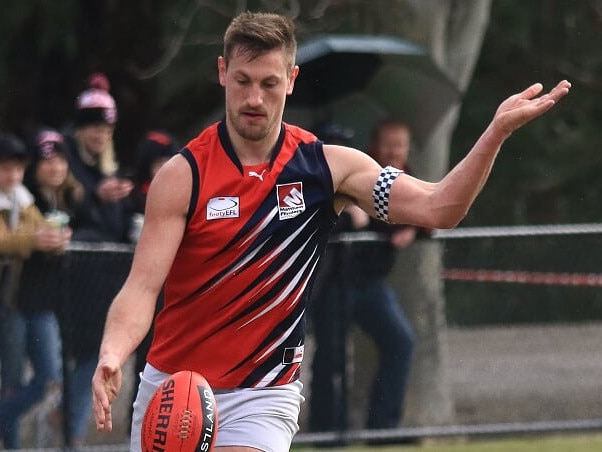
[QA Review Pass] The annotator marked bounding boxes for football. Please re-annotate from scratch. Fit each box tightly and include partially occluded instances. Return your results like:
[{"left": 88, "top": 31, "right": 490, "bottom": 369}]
[{"left": 141, "top": 370, "right": 218, "bottom": 452}]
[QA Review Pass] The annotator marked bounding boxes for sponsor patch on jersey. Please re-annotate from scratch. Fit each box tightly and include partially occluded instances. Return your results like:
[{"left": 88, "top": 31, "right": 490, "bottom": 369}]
[
  {"left": 206, "top": 196, "right": 239, "bottom": 220},
  {"left": 282, "top": 345, "right": 304, "bottom": 364},
  {"left": 276, "top": 182, "right": 305, "bottom": 220}
]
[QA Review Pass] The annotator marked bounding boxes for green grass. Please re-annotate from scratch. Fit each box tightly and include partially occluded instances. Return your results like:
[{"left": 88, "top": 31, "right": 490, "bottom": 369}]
[{"left": 293, "top": 433, "right": 602, "bottom": 452}]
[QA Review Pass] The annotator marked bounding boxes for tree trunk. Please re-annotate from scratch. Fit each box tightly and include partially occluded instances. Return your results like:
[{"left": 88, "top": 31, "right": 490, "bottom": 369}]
[{"left": 399, "top": 0, "right": 492, "bottom": 426}]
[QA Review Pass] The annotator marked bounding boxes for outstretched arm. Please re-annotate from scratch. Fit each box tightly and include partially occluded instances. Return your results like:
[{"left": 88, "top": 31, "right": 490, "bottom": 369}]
[
  {"left": 414, "top": 79, "right": 571, "bottom": 228},
  {"left": 330, "top": 80, "right": 571, "bottom": 228}
]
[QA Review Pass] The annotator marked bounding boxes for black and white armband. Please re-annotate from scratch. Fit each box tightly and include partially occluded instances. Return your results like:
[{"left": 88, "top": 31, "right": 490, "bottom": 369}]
[{"left": 372, "top": 165, "right": 404, "bottom": 223}]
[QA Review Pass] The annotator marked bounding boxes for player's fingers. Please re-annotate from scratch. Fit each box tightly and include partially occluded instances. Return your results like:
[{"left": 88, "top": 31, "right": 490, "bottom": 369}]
[
  {"left": 93, "top": 394, "right": 114, "bottom": 432},
  {"left": 103, "top": 405, "right": 113, "bottom": 432},
  {"left": 92, "top": 365, "right": 119, "bottom": 431},
  {"left": 528, "top": 80, "right": 571, "bottom": 107},
  {"left": 548, "top": 80, "right": 571, "bottom": 101},
  {"left": 92, "top": 383, "right": 109, "bottom": 430},
  {"left": 515, "top": 82, "right": 544, "bottom": 101},
  {"left": 93, "top": 397, "right": 105, "bottom": 429}
]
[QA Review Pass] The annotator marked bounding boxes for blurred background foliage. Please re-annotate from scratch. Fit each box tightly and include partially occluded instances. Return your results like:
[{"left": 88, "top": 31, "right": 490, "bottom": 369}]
[{"left": 451, "top": 0, "right": 602, "bottom": 225}]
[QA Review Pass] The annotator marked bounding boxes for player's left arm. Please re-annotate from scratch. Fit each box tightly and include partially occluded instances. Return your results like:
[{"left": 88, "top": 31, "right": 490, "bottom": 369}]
[{"left": 329, "top": 80, "right": 571, "bottom": 229}]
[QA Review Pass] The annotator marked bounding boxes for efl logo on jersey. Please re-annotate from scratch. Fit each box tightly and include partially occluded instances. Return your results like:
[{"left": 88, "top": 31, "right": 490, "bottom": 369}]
[
  {"left": 276, "top": 182, "right": 305, "bottom": 220},
  {"left": 207, "top": 196, "right": 239, "bottom": 220}
]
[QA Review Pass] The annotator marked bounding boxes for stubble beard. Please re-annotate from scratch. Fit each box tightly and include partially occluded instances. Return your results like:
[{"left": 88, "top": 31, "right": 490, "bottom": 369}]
[{"left": 228, "top": 108, "right": 277, "bottom": 143}]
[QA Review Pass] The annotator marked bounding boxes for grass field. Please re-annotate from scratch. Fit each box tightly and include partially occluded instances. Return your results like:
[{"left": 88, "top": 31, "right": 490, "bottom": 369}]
[{"left": 293, "top": 433, "right": 602, "bottom": 452}]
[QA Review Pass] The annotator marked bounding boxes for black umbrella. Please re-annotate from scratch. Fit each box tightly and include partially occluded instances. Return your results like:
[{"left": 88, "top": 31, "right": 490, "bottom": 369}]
[{"left": 285, "top": 34, "right": 461, "bottom": 146}]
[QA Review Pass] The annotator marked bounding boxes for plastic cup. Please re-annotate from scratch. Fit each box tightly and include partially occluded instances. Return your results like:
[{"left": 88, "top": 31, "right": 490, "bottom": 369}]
[{"left": 45, "top": 211, "right": 70, "bottom": 232}]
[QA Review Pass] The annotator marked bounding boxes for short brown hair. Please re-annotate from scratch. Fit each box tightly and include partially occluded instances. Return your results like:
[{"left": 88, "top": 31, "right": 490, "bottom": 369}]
[{"left": 223, "top": 11, "right": 297, "bottom": 74}]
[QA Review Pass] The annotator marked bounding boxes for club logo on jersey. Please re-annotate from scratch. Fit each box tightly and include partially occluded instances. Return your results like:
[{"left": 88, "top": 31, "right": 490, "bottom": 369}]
[
  {"left": 276, "top": 182, "right": 305, "bottom": 220},
  {"left": 207, "top": 196, "right": 239, "bottom": 220}
]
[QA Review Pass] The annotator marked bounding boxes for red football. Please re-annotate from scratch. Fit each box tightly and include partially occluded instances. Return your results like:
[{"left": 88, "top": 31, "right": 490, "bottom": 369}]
[{"left": 141, "top": 370, "right": 218, "bottom": 452}]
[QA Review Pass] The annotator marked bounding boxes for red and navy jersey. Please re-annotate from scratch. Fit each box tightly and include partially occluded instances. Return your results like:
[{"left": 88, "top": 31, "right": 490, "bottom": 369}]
[{"left": 147, "top": 121, "right": 337, "bottom": 388}]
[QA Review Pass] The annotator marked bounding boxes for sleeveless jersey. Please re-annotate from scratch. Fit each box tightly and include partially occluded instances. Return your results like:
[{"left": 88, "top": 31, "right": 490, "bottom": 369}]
[{"left": 147, "top": 121, "right": 337, "bottom": 388}]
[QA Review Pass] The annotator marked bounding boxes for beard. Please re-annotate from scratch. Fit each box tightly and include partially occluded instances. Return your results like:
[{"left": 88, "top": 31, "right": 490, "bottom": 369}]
[{"left": 227, "top": 106, "right": 278, "bottom": 142}]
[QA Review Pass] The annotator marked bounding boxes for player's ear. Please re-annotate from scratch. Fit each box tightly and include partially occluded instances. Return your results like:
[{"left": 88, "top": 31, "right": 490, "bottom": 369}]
[
  {"left": 218, "top": 56, "right": 227, "bottom": 87},
  {"left": 287, "top": 65, "right": 299, "bottom": 95}
]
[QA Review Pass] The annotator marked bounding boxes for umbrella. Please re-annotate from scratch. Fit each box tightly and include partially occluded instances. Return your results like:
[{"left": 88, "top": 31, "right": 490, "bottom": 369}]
[{"left": 285, "top": 34, "right": 461, "bottom": 147}]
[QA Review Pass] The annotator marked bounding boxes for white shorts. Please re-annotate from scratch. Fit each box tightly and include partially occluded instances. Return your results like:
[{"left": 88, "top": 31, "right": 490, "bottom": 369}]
[{"left": 129, "top": 364, "right": 304, "bottom": 452}]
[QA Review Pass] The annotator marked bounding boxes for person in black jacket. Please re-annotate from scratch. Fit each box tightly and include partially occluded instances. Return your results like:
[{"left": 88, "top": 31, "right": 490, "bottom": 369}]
[
  {"left": 61, "top": 73, "right": 134, "bottom": 447},
  {"left": 309, "top": 120, "right": 426, "bottom": 436},
  {"left": 63, "top": 73, "right": 133, "bottom": 243}
]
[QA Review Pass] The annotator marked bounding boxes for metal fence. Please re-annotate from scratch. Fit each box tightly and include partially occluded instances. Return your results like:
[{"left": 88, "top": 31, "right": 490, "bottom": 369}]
[{"left": 3, "top": 225, "right": 602, "bottom": 449}]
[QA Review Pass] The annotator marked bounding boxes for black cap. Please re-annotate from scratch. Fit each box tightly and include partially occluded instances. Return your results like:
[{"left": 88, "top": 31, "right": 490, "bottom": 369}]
[{"left": 0, "top": 134, "right": 30, "bottom": 163}]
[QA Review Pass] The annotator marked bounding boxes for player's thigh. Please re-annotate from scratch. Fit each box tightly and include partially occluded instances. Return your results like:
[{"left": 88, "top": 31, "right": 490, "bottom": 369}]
[{"left": 215, "top": 381, "right": 304, "bottom": 452}]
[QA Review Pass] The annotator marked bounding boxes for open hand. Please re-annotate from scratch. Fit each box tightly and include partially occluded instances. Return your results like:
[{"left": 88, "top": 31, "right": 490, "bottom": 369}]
[
  {"left": 492, "top": 80, "right": 571, "bottom": 138},
  {"left": 92, "top": 355, "right": 123, "bottom": 432}
]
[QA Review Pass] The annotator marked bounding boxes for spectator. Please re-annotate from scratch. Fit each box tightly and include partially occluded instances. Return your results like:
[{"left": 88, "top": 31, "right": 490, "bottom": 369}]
[
  {"left": 63, "top": 72, "right": 133, "bottom": 243},
  {"left": 0, "top": 132, "right": 71, "bottom": 449},
  {"left": 309, "top": 120, "right": 425, "bottom": 437},
  {"left": 61, "top": 72, "right": 134, "bottom": 447},
  {"left": 23, "top": 127, "right": 86, "bottom": 444}
]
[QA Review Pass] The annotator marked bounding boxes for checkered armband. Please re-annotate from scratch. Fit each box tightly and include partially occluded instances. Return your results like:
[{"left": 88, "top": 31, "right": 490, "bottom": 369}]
[{"left": 372, "top": 165, "right": 404, "bottom": 222}]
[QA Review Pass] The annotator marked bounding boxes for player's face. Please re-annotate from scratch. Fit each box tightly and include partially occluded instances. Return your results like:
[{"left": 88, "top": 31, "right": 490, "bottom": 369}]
[
  {"left": 375, "top": 126, "right": 411, "bottom": 168},
  {"left": 219, "top": 47, "right": 298, "bottom": 143}
]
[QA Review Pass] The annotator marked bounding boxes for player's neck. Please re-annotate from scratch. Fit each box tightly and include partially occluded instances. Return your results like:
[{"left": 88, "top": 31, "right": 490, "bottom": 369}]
[{"left": 229, "top": 130, "right": 279, "bottom": 166}]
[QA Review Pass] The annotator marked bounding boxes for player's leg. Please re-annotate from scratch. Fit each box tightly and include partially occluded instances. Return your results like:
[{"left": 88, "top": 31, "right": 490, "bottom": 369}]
[{"left": 212, "top": 380, "right": 304, "bottom": 452}]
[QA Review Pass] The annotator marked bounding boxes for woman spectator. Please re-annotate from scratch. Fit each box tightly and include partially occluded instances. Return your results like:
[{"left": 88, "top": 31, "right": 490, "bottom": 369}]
[{"left": 63, "top": 72, "right": 133, "bottom": 243}]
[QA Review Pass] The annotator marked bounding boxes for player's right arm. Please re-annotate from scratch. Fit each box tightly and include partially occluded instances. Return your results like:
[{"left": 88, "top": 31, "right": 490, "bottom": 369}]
[{"left": 92, "top": 154, "right": 191, "bottom": 432}]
